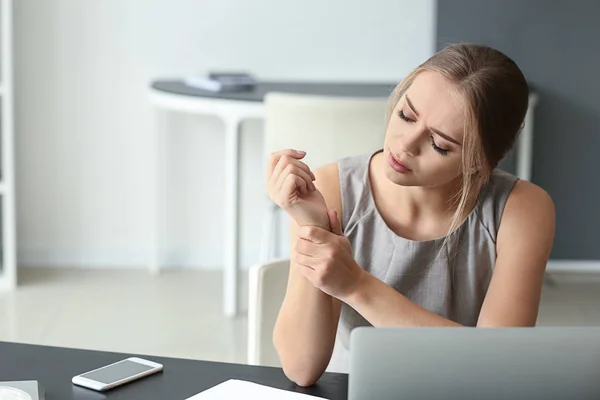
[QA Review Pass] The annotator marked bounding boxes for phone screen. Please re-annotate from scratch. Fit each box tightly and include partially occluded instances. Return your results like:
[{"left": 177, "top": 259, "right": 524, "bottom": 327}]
[{"left": 80, "top": 360, "right": 156, "bottom": 384}]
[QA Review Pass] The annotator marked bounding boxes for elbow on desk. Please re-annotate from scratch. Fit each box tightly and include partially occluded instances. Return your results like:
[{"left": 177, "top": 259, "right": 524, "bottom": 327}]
[
  {"left": 273, "top": 335, "right": 325, "bottom": 387},
  {"left": 281, "top": 360, "right": 324, "bottom": 388}
]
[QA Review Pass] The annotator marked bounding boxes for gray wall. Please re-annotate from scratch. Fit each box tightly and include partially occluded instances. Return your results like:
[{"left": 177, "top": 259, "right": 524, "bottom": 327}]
[{"left": 437, "top": 0, "right": 600, "bottom": 260}]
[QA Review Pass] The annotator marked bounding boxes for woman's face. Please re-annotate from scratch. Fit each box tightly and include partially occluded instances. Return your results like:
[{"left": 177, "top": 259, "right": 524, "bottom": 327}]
[{"left": 383, "top": 71, "right": 467, "bottom": 188}]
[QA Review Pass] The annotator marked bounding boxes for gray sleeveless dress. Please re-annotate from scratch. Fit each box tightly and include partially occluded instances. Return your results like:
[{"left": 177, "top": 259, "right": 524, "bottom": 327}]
[{"left": 326, "top": 151, "right": 519, "bottom": 373}]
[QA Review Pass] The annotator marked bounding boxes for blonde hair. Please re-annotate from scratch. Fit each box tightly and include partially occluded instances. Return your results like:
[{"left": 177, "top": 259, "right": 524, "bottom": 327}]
[{"left": 387, "top": 44, "right": 529, "bottom": 253}]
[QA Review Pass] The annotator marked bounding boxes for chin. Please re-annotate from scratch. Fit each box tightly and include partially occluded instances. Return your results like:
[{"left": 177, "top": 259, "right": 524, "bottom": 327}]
[{"left": 384, "top": 167, "right": 420, "bottom": 187}]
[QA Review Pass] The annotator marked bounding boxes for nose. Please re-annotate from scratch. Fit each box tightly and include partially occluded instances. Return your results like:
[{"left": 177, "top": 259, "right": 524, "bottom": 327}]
[{"left": 398, "top": 128, "right": 422, "bottom": 157}]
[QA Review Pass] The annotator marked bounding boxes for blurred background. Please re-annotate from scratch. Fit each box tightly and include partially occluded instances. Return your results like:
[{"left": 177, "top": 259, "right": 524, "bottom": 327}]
[{"left": 0, "top": 0, "right": 598, "bottom": 366}]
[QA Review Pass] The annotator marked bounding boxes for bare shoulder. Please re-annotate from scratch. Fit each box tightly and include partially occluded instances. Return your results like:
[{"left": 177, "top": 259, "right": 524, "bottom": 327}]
[
  {"left": 313, "top": 162, "right": 342, "bottom": 216},
  {"left": 504, "top": 180, "right": 555, "bottom": 221},
  {"left": 498, "top": 179, "right": 556, "bottom": 253}
]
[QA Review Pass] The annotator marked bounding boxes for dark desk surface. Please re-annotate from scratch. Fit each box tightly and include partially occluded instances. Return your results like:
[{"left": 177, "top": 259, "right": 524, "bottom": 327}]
[
  {"left": 0, "top": 341, "right": 347, "bottom": 399},
  {"left": 151, "top": 80, "right": 396, "bottom": 102}
]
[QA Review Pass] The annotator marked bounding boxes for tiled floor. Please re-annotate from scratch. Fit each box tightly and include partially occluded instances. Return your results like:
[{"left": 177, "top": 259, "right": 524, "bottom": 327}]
[
  {"left": 0, "top": 268, "right": 599, "bottom": 364},
  {"left": 538, "top": 273, "right": 600, "bottom": 326},
  {"left": 0, "top": 268, "right": 248, "bottom": 363}
]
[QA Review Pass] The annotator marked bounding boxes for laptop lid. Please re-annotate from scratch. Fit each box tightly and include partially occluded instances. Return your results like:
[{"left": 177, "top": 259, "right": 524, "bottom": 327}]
[{"left": 349, "top": 326, "right": 600, "bottom": 400}]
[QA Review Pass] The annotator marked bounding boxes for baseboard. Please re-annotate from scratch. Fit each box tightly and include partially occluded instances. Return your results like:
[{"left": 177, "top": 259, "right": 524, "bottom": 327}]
[
  {"left": 546, "top": 260, "right": 600, "bottom": 273},
  {"left": 18, "top": 251, "right": 600, "bottom": 274},
  {"left": 18, "top": 248, "right": 150, "bottom": 269}
]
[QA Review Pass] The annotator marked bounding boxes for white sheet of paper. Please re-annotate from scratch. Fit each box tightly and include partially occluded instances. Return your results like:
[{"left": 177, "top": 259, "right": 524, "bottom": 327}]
[{"left": 185, "top": 379, "right": 329, "bottom": 400}]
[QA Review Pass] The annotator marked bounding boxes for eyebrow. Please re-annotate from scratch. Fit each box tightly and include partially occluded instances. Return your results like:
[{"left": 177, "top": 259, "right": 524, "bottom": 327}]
[
  {"left": 431, "top": 127, "right": 462, "bottom": 146},
  {"left": 405, "top": 95, "right": 462, "bottom": 146},
  {"left": 405, "top": 95, "right": 420, "bottom": 117}
]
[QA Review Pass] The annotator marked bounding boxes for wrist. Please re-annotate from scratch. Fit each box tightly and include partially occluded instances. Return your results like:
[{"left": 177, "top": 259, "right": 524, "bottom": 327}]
[
  {"left": 342, "top": 267, "right": 370, "bottom": 305},
  {"left": 297, "top": 218, "right": 330, "bottom": 230},
  {"left": 288, "top": 207, "right": 330, "bottom": 230}
]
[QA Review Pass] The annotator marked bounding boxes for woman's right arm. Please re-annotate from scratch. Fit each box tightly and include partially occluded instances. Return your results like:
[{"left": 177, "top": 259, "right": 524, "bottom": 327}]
[
  {"left": 273, "top": 218, "right": 342, "bottom": 387},
  {"left": 266, "top": 150, "right": 342, "bottom": 386}
]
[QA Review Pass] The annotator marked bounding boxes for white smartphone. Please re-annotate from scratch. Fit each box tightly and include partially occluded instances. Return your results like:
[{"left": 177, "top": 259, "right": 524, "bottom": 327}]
[{"left": 71, "top": 357, "right": 163, "bottom": 392}]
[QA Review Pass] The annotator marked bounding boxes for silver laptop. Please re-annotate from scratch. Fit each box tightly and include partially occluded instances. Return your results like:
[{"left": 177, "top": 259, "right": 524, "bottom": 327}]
[{"left": 349, "top": 326, "right": 600, "bottom": 400}]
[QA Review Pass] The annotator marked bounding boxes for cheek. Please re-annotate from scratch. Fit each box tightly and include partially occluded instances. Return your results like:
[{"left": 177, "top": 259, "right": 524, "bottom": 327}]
[
  {"left": 384, "top": 118, "right": 402, "bottom": 139},
  {"left": 422, "top": 154, "right": 463, "bottom": 179}
]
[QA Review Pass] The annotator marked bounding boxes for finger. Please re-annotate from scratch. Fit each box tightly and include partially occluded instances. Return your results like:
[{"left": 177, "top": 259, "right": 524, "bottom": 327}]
[
  {"left": 282, "top": 164, "right": 315, "bottom": 191},
  {"left": 268, "top": 155, "right": 316, "bottom": 189},
  {"left": 298, "top": 225, "right": 329, "bottom": 244},
  {"left": 267, "top": 155, "right": 291, "bottom": 189},
  {"left": 267, "top": 149, "right": 307, "bottom": 177},
  {"left": 280, "top": 173, "right": 308, "bottom": 200},
  {"left": 296, "top": 259, "right": 318, "bottom": 285},
  {"left": 269, "top": 156, "right": 311, "bottom": 192},
  {"left": 286, "top": 157, "right": 315, "bottom": 181},
  {"left": 276, "top": 156, "right": 316, "bottom": 186},
  {"left": 328, "top": 209, "right": 344, "bottom": 236},
  {"left": 295, "top": 252, "right": 318, "bottom": 268},
  {"left": 295, "top": 237, "right": 320, "bottom": 258},
  {"left": 275, "top": 164, "right": 315, "bottom": 194},
  {"left": 277, "top": 167, "right": 309, "bottom": 198}
]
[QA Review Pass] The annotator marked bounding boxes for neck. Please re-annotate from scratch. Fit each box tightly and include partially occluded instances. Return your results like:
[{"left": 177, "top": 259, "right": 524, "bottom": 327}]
[
  {"left": 390, "top": 179, "right": 461, "bottom": 220},
  {"left": 374, "top": 156, "right": 462, "bottom": 221}
]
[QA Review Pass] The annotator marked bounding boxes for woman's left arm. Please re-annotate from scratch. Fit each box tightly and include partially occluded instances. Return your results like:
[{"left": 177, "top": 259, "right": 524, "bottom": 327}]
[
  {"left": 476, "top": 180, "right": 555, "bottom": 326},
  {"left": 294, "top": 180, "right": 555, "bottom": 327}
]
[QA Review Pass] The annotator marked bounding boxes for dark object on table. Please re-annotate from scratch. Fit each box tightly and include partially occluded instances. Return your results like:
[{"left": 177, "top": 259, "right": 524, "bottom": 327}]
[{"left": 185, "top": 71, "right": 256, "bottom": 92}]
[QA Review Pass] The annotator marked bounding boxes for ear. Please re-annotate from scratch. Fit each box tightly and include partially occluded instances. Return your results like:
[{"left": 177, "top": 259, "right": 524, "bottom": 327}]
[
  {"left": 462, "top": 161, "right": 483, "bottom": 176},
  {"left": 466, "top": 166, "right": 480, "bottom": 175}
]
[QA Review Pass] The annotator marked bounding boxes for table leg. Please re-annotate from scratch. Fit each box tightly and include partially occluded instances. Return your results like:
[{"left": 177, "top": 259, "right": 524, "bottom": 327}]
[
  {"left": 150, "top": 108, "right": 165, "bottom": 276},
  {"left": 224, "top": 117, "right": 241, "bottom": 317}
]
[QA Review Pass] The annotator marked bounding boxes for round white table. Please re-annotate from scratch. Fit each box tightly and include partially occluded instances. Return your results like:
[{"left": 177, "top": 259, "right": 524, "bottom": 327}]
[{"left": 148, "top": 80, "right": 538, "bottom": 317}]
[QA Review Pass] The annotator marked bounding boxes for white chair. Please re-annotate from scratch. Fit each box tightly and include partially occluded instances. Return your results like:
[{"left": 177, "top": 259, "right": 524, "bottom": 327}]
[
  {"left": 260, "top": 92, "right": 389, "bottom": 262},
  {"left": 247, "top": 258, "right": 290, "bottom": 367}
]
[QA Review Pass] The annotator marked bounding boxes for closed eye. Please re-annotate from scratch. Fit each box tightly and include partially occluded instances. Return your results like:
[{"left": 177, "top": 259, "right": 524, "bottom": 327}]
[
  {"left": 430, "top": 135, "right": 449, "bottom": 156},
  {"left": 398, "top": 109, "right": 413, "bottom": 122}
]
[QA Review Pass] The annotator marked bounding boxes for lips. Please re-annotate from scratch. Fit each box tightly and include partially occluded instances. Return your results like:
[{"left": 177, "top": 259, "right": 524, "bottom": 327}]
[{"left": 388, "top": 152, "right": 412, "bottom": 173}]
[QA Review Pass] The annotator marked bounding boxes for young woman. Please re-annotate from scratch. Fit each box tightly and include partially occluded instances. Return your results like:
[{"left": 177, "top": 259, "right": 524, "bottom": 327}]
[{"left": 266, "top": 44, "right": 555, "bottom": 386}]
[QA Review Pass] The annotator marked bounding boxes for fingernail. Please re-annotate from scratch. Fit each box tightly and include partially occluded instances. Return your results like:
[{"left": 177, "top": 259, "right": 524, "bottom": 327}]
[
  {"left": 310, "top": 172, "right": 316, "bottom": 181},
  {"left": 296, "top": 150, "right": 306, "bottom": 156}
]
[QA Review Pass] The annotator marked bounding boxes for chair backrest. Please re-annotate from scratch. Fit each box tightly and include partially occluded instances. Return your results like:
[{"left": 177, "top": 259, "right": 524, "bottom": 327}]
[
  {"left": 251, "top": 93, "right": 388, "bottom": 365},
  {"left": 263, "top": 92, "right": 389, "bottom": 169},
  {"left": 247, "top": 258, "right": 290, "bottom": 367}
]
